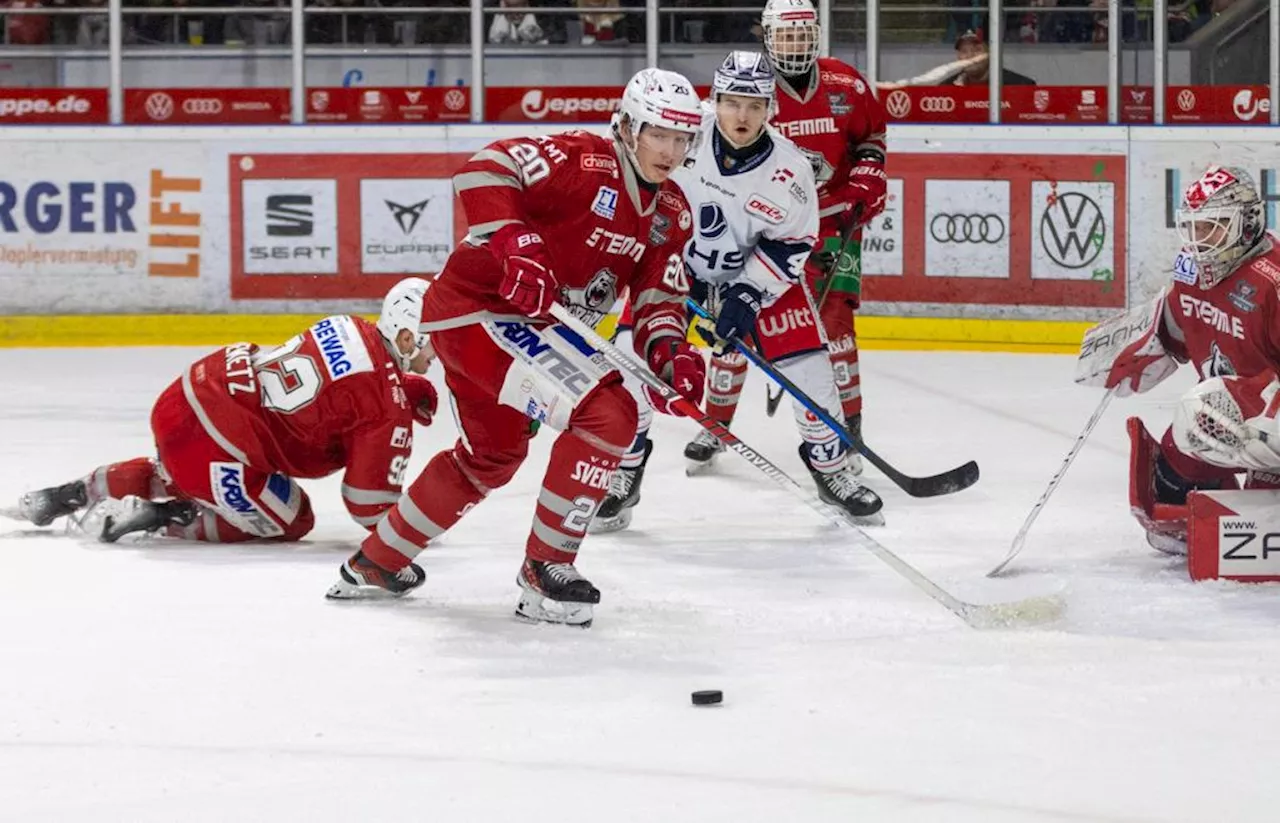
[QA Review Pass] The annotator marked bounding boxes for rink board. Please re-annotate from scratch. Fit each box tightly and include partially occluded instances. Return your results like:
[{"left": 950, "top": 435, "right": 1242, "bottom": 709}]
[{"left": 0, "top": 312, "right": 1092, "bottom": 353}]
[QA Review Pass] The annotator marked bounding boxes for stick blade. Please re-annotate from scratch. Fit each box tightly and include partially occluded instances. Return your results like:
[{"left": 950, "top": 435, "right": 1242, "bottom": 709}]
[
  {"left": 962, "top": 593, "right": 1066, "bottom": 629},
  {"left": 904, "top": 460, "right": 980, "bottom": 498}
]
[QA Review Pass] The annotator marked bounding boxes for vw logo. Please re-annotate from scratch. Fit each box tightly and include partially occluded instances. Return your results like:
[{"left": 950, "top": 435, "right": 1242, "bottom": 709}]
[
  {"left": 884, "top": 90, "right": 911, "bottom": 118},
  {"left": 1177, "top": 89, "right": 1196, "bottom": 112},
  {"left": 182, "top": 98, "right": 223, "bottom": 115},
  {"left": 929, "top": 213, "right": 1005, "bottom": 243},
  {"left": 920, "top": 96, "right": 956, "bottom": 113},
  {"left": 145, "top": 92, "right": 174, "bottom": 121},
  {"left": 1040, "top": 191, "right": 1105, "bottom": 268}
]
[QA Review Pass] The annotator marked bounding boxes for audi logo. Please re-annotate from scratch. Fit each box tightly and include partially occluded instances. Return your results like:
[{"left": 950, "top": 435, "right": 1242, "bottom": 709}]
[
  {"left": 884, "top": 90, "right": 911, "bottom": 118},
  {"left": 919, "top": 97, "right": 956, "bottom": 113},
  {"left": 182, "top": 98, "right": 223, "bottom": 115},
  {"left": 145, "top": 92, "right": 174, "bottom": 121},
  {"left": 930, "top": 213, "right": 1006, "bottom": 243},
  {"left": 1177, "top": 89, "right": 1196, "bottom": 112}
]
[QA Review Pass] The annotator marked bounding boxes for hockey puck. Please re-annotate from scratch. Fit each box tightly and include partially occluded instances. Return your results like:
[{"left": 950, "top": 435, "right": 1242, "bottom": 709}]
[{"left": 691, "top": 690, "right": 723, "bottom": 706}]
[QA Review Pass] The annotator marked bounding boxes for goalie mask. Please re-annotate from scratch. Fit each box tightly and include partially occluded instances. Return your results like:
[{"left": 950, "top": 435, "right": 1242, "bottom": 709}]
[
  {"left": 378, "top": 277, "right": 431, "bottom": 372},
  {"left": 1175, "top": 165, "right": 1266, "bottom": 291},
  {"left": 761, "top": 0, "right": 821, "bottom": 78}
]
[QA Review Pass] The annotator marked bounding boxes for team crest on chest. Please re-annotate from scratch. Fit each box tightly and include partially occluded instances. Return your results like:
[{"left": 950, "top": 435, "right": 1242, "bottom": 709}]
[
  {"left": 1228, "top": 280, "right": 1258, "bottom": 313},
  {"left": 649, "top": 213, "right": 671, "bottom": 246},
  {"left": 592, "top": 186, "right": 619, "bottom": 220},
  {"left": 1201, "top": 341, "right": 1237, "bottom": 378},
  {"left": 560, "top": 268, "right": 618, "bottom": 327},
  {"left": 826, "top": 91, "right": 852, "bottom": 115}
]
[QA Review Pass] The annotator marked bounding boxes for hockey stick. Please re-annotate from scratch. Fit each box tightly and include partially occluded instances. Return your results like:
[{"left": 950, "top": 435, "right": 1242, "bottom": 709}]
[
  {"left": 688, "top": 299, "right": 980, "bottom": 498},
  {"left": 550, "top": 302, "right": 1061, "bottom": 628},
  {"left": 986, "top": 387, "right": 1117, "bottom": 578},
  {"left": 765, "top": 384, "right": 784, "bottom": 417}
]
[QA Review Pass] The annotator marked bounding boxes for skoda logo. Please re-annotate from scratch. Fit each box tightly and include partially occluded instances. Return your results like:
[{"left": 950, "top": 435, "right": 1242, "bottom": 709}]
[
  {"left": 1040, "top": 191, "right": 1105, "bottom": 268},
  {"left": 929, "top": 213, "right": 1005, "bottom": 243}
]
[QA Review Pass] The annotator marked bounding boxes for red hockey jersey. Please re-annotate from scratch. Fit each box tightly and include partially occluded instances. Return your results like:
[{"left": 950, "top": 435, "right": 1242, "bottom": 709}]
[
  {"left": 183, "top": 315, "right": 416, "bottom": 527},
  {"left": 1160, "top": 237, "right": 1280, "bottom": 380},
  {"left": 426, "top": 130, "right": 693, "bottom": 359},
  {"left": 772, "top": 57, "right": 888, "bottom": 230}
]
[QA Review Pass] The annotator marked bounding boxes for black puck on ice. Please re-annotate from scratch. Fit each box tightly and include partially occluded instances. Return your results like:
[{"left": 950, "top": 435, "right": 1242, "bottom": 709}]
[{"left": 691, "top": 690, "right": 723, "bottom": 706}]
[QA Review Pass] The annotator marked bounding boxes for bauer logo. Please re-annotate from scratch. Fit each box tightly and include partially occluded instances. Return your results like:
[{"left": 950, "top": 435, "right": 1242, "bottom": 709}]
[
  {"left": 311, "top": 315, "right": 374, "bottom": 380},
  {"left": 211, "top": 462, "right": 284, "bottom": 537}
]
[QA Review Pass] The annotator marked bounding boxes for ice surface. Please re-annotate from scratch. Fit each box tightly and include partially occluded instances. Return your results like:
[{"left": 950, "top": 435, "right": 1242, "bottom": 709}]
[{"left": 2, "top": 346, "right": 1279, "bottom": 822}]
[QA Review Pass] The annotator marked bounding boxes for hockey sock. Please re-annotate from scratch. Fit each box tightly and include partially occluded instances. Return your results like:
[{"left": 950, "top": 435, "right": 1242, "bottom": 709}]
[
  {"left": 84, "top": 458, "right": 164, "bottom": 505},
  {"left": 779, "top": 350, "right": 848, "bottom": 474},
  {"left": 707, "top": 350, "right": 748, "bottom": 426},
  {"left": 620, "top": 429, "right": 650, "bottom": 471},
  {"left": 361, "top": 448, "right": 486, "bottom": 571}
]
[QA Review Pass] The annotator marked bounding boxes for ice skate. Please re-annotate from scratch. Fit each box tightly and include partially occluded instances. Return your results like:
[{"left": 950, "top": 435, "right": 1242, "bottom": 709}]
[
  {"left": 98, "top": 495, "right": 198, "bottom": 543},
  {"left": 589, "top": 441, "right": 652, "bottom": 534},
  {"left": 515, "top": 559, "right": 600, "bottom": 627},
  {"left": 326, "top": 550, "right": 426, "bottom": 599},
  {"left": 684, "top": 429, "right": 725, "bottom": 476},
  {"left": 8, "top": 480, "right": 88, "bottom": 526},
  {"left": 800, "top": 445, "right": 884, "bottom": 525}
]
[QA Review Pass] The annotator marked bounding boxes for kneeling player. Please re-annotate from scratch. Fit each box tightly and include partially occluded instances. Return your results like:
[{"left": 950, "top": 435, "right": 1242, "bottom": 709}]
[
  {"left": 1078, "top": 165, "right": 1280, "bottom": 556},
  {"left": 7, "top": 278, "right": 439, "bottom": 543},
  {"left": 591, "top": 51, "right": 883, "bottom": 534}
]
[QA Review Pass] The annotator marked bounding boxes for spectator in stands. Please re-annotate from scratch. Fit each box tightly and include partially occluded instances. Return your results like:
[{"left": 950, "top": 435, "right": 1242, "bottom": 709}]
[
  {"left": 4, "top": 0, "right": 51, "bottom": 44},
  {"left": 949, "top": 29, "right": 1037, "bottom": 85},
  {"left": 489, "top": 0, "right": 547, "bottom": 44},
  {"left": 576, "top": 0, "right": 623, "bottom": 43},
  {"left": 74, "top": 0, "right": 107, "bottom": 44}
]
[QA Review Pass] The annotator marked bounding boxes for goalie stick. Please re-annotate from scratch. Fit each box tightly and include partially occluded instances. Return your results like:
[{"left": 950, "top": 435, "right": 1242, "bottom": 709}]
[
  {"left": 550, "top": 302, "right": 1061, "bottom": 629},
  {"left": 688, "top": 300, "right": 980, "bottom": 498},
  {"left": 986, "top": 387, "right": 1116, "bottom": 578}
]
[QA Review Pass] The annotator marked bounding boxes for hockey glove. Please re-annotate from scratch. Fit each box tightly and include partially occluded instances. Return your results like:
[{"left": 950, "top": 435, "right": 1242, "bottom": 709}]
[
  {"left": 645, "top": 338, "right": 706, "bottom": 416},
  {"left": 1076, "top": 291, "right": 1180, "bottom": 397},
  {"left": 490, "top": 224, "right": 559, "bottom": 318},
  {"left": 714, "top": 283, "right": 763, "bottom": 348},
  {"left": 1173, "top": 372, "right": 1280, "bottom": 472},
  {"left": 844, "top": 163, "right": 887, "bottom": 225},
  {"left": 402, "top": 374, "right": 438, "bottom": 427}
]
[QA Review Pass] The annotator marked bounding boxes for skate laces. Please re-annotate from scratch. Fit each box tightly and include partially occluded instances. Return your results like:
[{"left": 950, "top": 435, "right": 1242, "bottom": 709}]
[
  {"left": 824, "top": 469, "right": 865, "bottom": 501},
  {"left": 544, "top": 562, "right": 585, "bottom": 584},
  {"left": 394, "top": 565, "right": 420, "bottom": 584},
  {"left": 693, "top": 430, "right": 722, "bottom": 450},
  {"left": 608, "top": 465, "right": 635, "bottom": 498}
]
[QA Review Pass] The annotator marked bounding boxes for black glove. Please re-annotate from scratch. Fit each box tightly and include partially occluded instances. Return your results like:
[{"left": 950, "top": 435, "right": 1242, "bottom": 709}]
[{"left": 714, "top": 283, "right": 762, "bottom": 346}]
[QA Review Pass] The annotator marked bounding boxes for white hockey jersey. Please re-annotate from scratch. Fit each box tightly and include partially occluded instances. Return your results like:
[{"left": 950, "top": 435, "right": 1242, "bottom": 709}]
[{"left": 670, "top": 112, "right": 819, "bottom": 304}]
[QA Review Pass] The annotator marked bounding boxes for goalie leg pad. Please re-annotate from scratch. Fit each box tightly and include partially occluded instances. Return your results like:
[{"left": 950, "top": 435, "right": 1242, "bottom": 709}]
[{"left": 1129, "top": 417, "right": 1191, "bottom": 549}]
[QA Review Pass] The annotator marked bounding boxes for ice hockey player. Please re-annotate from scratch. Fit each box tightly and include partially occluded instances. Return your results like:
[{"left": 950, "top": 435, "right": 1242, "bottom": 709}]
[
  {"left": 698, "top": 0, "right": 886, "bottom": 452},
  {"left": 590, "top": 50, "right": 883, "bottom": 535},
  {"left": 1077, "top": 165, "right": 1280, "bottom": 555},
  {"left": 324, "top": 68, "right": 705, "bottom": 628},
  {"left": 7, "top": 278, "right": 439, "bottom": 544}
]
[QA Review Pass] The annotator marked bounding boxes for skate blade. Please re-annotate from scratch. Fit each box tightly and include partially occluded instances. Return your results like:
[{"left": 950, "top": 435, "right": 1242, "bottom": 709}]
[
  {"left": 324, "top": 578, "right": 415, "bottom": 601},
  {"left": 684, "top": 457, "right": 719, "bottom": 477},
  {"left": 0, "top": 503, "right": 26, "bottom": 522},
  {"left": 1146, "top": 531, "right": 1187, "bottom": 557},
  {"left": 514, "top": 589, "right": 594, "bottom": 628},
  {"left": 588, "top": 509, "right": 632, "bottom": 534},
  {"left": 852, "top": 510, "right": 886, "bottom": 527}
]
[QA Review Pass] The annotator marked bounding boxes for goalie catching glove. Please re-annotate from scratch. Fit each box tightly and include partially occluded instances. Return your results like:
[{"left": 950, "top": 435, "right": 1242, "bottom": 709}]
[
  {"left": 1173, "top": 371, "right": 1280, "bottom": 472},
  {"left": 1075, "top": 289, "right": 1182, "bottom": 397}
]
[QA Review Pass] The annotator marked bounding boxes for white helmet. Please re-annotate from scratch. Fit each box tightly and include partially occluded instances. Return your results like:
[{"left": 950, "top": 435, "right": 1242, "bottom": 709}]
[
  {"left": 378, "top": 277, "right": 431, "bottom": 370},
  {"left": 762, "top": 0, "right": 821, "bottom": 77},
  {"left": 612, "top": 67, "right": 703, "bottom": 181},
  {"left": 1176, "top": 165, "right": 1266, "bottom": 290}
]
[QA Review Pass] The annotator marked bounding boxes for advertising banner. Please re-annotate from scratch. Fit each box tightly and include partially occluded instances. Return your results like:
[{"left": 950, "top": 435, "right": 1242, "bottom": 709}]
[
  {"left": 0, "top": 88, "right": 106, "bottom": 124},
  {"left": 862, "top": 151, "right": 1125, "bottom": 310},
  {"left": 229, "top": 151, "right": 472, "bottom": 300}
]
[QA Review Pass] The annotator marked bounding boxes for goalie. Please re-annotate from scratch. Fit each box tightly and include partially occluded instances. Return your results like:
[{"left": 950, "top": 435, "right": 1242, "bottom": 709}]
[{"left": 1078, "top": 165, "right": 1280, "bottom": 557}]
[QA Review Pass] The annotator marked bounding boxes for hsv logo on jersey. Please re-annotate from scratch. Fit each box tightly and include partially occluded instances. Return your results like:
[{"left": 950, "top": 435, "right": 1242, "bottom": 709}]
[
  {"left": 745, "top": 195, "right": 787, "bottom": 225},
  {"left": 775, "top": 118, "right": 839, "bottom": 138},
  {"left": 699, "top": 202, "right": 729, "bottom": 238},
  {"left": 1178, "top": 293, "right": 1245, "bottom": 339}
]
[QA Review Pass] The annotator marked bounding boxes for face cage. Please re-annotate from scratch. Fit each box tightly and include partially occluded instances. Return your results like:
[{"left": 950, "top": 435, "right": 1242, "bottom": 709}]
[
  {"left": 764, "top": 23, "right": 820, "bottom": 76},
  {"left": 1176, "top": 206, "right": 1245, "bottom": 289}
]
